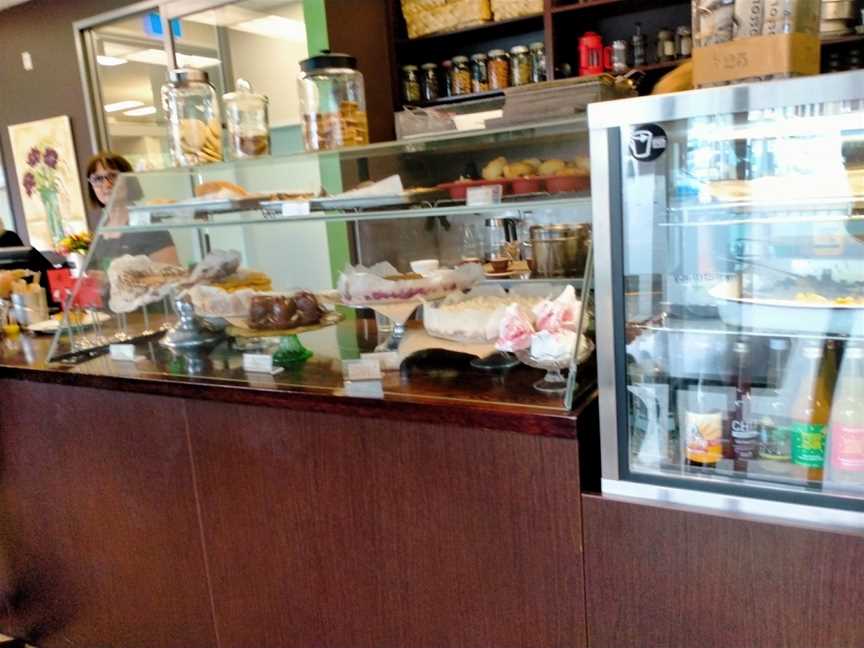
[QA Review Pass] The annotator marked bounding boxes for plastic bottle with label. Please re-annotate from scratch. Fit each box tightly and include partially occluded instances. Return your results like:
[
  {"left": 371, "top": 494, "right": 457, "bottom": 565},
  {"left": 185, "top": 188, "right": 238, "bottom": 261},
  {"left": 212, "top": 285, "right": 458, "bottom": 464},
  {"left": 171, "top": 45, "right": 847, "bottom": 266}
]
[
  {"left": 730, "top": 340, "right": 759, "bottom": 471},
  {"left": 684, "top": 351, "right": 725, "bottom": 469},
  {"left": 825, "top": 343, "right": 864, "bottom": 492},
  {"left": 756, "top": 338, "right": 793, "bottom": 470},
  {"left": 788, "top": 341, "right": 832, "bottom": 483}
]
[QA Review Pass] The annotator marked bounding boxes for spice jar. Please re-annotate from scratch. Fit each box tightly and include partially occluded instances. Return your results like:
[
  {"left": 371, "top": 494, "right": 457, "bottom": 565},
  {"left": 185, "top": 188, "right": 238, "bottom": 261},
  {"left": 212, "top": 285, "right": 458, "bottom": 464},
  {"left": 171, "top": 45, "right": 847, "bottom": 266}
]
[
  {"left": 441, "top": 59, "right": 453, "bottom": 97},
  {"left": 470, "top": 53, "right": 489, "bottom": 93},
  {"left": 161, "top": 68, "right": 223, "bottom": 166},
  {"left": 223, "top": 78, "right": 270, "bottom": 159},
  {"left": 451, "top": 55, "right": 471, "bottom": 95},
  {"left": 529, "top": 42, "right": 546, "bottom": 83},
  {"left": 675, "top": 26, "right": 692, "bottom": 59},
  {"left": 420, "top": 62, "right": 439, "bottom": 102},
  {"left": 488, "top": 49, "right": 510, "bottom": 90},
  {"left": 657, "top": 28, "right": 675, "bottom": 62},
  {"left": 402, "top": 65, "right": 421, "bottom": 104},
  {"left": 297, "top": 50, "right": 369, "bottom": 151},
  {"left": 509, "top": 45, "right": 531, "bottom": 86}
]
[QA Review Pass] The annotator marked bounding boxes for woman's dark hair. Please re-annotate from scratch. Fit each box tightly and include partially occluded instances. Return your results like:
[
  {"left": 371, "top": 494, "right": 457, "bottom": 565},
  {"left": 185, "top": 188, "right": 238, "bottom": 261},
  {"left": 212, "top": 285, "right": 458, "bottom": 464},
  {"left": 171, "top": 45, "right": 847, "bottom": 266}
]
[{"left": 84, "top": 151, "right": 143, "bottom": 208}]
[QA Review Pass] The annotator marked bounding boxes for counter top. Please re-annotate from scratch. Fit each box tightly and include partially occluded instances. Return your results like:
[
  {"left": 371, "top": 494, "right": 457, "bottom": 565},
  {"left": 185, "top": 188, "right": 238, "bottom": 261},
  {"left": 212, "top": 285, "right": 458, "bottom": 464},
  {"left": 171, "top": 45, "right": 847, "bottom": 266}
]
[{"left": 0, "top": 319, "right": 595, "bottom": 438}]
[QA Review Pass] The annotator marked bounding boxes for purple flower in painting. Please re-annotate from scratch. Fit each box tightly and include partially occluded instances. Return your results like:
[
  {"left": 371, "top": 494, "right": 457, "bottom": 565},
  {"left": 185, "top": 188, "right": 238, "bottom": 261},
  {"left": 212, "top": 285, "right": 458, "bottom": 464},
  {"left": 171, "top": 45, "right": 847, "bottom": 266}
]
[
  {"left": 22, "top": 172, "right": 36, "bottom": 197},
  {"left": 43, "top": 147, "right": 58, "bottom": 169},
  {"left": 26, "top": 147, "right": 40, "bottom": 167}
]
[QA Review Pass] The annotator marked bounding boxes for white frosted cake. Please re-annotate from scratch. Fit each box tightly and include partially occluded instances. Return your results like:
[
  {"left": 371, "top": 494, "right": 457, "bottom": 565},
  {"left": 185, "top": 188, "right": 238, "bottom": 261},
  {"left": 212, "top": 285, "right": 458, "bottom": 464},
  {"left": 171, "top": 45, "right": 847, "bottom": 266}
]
[
  {"left": 529, "top": 330, "right": 577, "bottom": 364},
  {"left": 424, "top": 293, "right": 545, "bottom": 343}
]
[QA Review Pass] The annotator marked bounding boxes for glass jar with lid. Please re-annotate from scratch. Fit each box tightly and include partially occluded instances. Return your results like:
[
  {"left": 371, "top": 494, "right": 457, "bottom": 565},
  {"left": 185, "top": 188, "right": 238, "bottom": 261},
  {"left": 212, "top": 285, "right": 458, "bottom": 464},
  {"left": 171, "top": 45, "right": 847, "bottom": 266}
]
[
  {"left": 470, "top": 53, "right": 489, "bottom": 93},
  {"left": 401, "top": 65, "right": 421, "bottom": 104},
  {"left": 161, "top": 67, "right": 223, "bottom": 166},
  {"left": 488, "top": 49, "right": 510, "bottom": 90},
  {"left": 529, "top": 42, "right": 546, "bottom": 83},
  {"left": 450, "top": 55, "right": 471, "bottom": 95},
  {"left": 510, "top": 45, "right": 531, "bottom": 86},
  {"left": 222, "top": 79, "right": 270, "bottom": 159},
  {"left": 420, "top": 63, "right": 439, "bottom": 102},
  {"left": 297, "top": 50, "right": 369, "bottom": 151}
]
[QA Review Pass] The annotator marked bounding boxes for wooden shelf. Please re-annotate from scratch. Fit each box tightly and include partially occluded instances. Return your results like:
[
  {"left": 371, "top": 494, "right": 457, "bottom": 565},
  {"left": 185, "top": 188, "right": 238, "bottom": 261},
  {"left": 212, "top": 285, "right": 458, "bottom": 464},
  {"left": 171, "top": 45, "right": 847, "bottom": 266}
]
[
  {"left": 395, "top": 12, "right": 544, "bottom": 48},
  {"left": 634, "top": 58, "right": 688, "bottom": 73},
  {"left": 405, "top": 89, "right": 505, "bottom": 109},
  {"left": 822, "top": 33, "right": 864, "bottom": 46},
  {"left": 551, "top": 0, "right": 686, "bottom": 15}
]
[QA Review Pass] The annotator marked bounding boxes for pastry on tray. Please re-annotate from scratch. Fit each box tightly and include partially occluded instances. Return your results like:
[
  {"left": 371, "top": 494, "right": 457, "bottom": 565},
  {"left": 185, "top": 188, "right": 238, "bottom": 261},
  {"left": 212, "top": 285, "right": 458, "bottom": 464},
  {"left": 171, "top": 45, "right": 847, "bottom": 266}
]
[
  {"left": 248, "top": 291, "right": 326, "bottom": 330},
  {"left": 194, "top": 180, "right": 249, "bottom": 199},
  {"left": 108, "top": 255, "right": 188, "bottom": 313},
  {"left": 337, "top": 261, "right": 483, "bottom": 304}
]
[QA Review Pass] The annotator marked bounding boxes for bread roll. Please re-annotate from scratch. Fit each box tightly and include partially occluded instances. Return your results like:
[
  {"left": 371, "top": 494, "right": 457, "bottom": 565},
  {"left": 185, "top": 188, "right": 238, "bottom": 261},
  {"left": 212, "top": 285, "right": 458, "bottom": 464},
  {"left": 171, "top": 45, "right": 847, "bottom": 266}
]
[
  {"left": 482, "top": 156, "right": 507, "bottom": 180},
  {"left": 538, "top": 159, "right": 566, "bottom": 176},
  {"left": 194, "top": 181, "right": 249, "bottom": 199},
  {"left": 503, "top": 162, "right": 533, "bottom": 179}
]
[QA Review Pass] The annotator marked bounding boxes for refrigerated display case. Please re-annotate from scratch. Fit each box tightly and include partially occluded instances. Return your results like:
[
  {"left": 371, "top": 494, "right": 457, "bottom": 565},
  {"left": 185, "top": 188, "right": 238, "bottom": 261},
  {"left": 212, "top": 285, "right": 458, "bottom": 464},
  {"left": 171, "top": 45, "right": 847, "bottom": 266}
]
[{"left": 589, "top": 70, "right": 864, "bottom": 527}]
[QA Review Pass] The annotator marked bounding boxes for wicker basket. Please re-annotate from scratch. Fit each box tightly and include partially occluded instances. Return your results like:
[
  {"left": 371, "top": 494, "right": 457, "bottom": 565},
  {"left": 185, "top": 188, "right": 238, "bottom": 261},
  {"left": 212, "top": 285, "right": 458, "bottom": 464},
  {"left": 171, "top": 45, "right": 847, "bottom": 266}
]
[
  {"left": 491, "top": 0, "right": 543, "bottom": 21},
  {"left": 401, "top": 0, "right": 492, "bottom": 38}
]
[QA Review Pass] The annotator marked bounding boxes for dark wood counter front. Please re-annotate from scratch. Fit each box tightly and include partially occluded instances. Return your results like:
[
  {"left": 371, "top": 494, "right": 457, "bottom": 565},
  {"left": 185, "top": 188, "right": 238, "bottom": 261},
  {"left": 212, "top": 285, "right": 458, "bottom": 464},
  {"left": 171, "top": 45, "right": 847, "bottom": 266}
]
[{"left": 0, "top": 329, "right": 597, "bottom": 648}]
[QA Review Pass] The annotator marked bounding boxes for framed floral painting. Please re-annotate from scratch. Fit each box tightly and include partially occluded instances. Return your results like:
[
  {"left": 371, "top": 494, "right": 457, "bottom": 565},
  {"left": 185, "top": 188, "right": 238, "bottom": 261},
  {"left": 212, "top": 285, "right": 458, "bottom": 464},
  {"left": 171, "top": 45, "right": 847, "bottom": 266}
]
[{"left": 8, "top": 115, "right": 88, "bottom": 250}]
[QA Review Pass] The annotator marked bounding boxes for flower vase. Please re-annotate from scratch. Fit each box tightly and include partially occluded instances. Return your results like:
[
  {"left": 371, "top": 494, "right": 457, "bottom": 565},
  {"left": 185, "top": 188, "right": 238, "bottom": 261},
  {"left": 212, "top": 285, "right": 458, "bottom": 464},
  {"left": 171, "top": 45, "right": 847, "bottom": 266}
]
[
  {"left": 68, "top": 252, "right": 85, "bottom": 277},
  {"left": 39, "top": 189, "right": 64, "bottom": 246}
]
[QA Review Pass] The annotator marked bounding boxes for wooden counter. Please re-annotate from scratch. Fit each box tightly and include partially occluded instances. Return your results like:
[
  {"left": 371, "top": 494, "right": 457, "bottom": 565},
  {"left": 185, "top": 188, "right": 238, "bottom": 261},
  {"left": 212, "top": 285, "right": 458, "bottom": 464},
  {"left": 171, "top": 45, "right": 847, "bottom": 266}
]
[{"left": 0, "top": 329, "right": 598, "bottom": 648}]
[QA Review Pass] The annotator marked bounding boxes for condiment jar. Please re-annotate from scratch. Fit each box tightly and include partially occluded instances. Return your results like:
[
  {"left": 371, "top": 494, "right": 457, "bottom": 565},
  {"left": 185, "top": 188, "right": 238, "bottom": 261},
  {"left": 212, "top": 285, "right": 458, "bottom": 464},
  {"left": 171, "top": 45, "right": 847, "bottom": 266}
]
[
  {"left": 529, "top": 42, "right": 546, "bottom": 83},
  {"left": 657, "top": 28, "right": 675, "bottom": 62},
  {"left": 441, "top": 59, "right": 453, "bottom": 96},
  {"left": 161, "top": 68, "right": 223, "bottom": 166},
  {"left": 402, "top": 65, "right": 421, "bottom": 104},
  {"left": 223, "top": 79, "right": 270, "bottom": 159},
  {"left": 488, "top": 49, "right": 510, "bottom": 90},
  {"left": 509, "top": 45, "right": 531, "bottom": 86},
  {"left": 470, "top": 53, "right": 489, "bottom": 93},
  {"left": 450, "top": 55, "right": 471, "bottom": 95},
  {"left": 420, "top": 62, "right": 439, "bottom": 102},
  {"left": 297, "top": 50, "right": 369, "bottom": 151}
]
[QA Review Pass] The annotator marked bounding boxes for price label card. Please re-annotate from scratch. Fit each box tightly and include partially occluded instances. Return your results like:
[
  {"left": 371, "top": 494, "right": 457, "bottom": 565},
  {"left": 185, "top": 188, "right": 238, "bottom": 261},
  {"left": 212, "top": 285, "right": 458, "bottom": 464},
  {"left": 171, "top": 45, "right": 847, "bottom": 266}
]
[
  {"left": 128, "top": 210, "right": 152, "bottom": 227},
  {"left": 282, "top": 201, "right": 311, "bottom": 217},
  {"left": 345, "top": 379, "right": 384, "bottom": 399},
  {"left": 361, "top": 351, "right": 401, "bottom": 372},
  {"left": 343, "top": 359, "right": 382, "bottom": 381},
  {"left": 243, "top": 353, "right": 282, "bottom": 375},
  {"left": 109, "top": 344, "right": 136, "bottom": 362},
  {"left": 466, "top": 185, "right": 502, "bottom": 207}
]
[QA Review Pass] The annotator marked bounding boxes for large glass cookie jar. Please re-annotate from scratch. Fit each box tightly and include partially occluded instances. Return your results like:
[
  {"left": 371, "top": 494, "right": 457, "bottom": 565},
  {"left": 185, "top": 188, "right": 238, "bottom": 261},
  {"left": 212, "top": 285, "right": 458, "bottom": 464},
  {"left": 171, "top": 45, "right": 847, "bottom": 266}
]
[
  {"left": 223, "top": 79, "right": 270, "bottom": 159},
  {"left": 161, "top": 68, "right": 223, "bottom": 166},
  {"left": 297, "top": 50, "right": 369, "bottom": 151}
]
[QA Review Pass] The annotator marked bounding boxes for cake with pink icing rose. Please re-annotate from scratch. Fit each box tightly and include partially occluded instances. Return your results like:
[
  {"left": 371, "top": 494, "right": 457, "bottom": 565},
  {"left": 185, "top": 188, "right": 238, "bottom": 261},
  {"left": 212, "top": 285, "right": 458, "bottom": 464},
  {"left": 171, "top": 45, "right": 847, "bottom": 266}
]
[
  {"left": 495, "top": 304, "right": 535, "bottom": 352},
  {"left": 533, "top": 285, "right": 581, "bottom": 333}
]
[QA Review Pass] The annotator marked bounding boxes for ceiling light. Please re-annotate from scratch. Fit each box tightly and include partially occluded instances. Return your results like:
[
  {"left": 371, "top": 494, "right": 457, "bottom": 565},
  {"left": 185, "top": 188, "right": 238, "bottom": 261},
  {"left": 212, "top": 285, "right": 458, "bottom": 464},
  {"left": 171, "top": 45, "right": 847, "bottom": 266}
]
[
  {"left": 97, "top": 55, "right": 127, "bottom": 66},
  {"left": 104, "top": 100, "right": 144, "bottom": 113},
  {"left": 124, "top": 48, "right": 220, "bottom": 69},
  {"left": 176, "top": 52, "right": 221, "bottom": 68},
  {"left": 123, "top": 105, "right": 157, "bottom": 117},
  {"left": 234, "top": 15, "right": 305, "bottom": 40}
]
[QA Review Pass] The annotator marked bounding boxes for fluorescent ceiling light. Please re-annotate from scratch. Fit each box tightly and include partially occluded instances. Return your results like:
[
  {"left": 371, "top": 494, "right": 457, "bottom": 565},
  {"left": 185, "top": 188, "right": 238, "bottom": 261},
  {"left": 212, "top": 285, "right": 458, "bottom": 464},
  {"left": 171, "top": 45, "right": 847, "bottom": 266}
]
[
  {"left": 183, "top": 6, "right": 259, "bottom": 27},
  {"left": 123, "top": 105, "right": 157, "bottom": 117},
  {"left": 97, "top": 55, "right": 127, "bottom": 66},
  {"left": 124, "top": 48, "right": 220, "bottom": 69},
  {"left": 104, "top": 100, "right": 144, "bottom": 113},
  {"left": 234, "top": 15, "right": 305, "bottom": 40},
  {"left": 177, "top": 52, "right": 221, "bottom": 68}
]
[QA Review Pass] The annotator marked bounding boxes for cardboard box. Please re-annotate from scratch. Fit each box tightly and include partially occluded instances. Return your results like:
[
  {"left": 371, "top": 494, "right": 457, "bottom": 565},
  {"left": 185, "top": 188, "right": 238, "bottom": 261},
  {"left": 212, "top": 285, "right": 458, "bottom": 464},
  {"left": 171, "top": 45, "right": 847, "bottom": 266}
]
[{"left": 693, "top": 33, "right": 820, "bottom": 87}]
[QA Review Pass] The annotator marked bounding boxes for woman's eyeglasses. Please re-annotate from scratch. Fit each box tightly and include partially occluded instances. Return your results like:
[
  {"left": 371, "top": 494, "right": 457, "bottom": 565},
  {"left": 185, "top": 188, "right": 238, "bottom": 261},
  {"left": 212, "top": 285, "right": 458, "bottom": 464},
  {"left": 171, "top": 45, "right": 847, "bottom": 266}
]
[{"left": 88, "top": 172, "right": 118, "bottom": 186}]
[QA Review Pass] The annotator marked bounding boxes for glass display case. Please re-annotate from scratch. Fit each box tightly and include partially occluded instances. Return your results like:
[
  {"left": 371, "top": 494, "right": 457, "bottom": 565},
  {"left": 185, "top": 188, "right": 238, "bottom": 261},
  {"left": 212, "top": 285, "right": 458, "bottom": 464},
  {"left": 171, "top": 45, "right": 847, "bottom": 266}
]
[
  {"left": 47, "top": 118, "right": 594, "bottom": 411},
  {"left": 590, "top": 71, "right": 864, "bottom": 523}
]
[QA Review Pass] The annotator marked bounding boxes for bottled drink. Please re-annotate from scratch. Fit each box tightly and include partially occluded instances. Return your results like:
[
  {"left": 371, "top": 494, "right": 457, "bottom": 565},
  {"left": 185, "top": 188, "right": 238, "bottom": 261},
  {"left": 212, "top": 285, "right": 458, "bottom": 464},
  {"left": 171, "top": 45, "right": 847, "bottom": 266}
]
[
  {"left": 788, "top": 342, "right": 832, "bottom": 483},
  {"left": 730, "top": 340, "right": 758, "bottom": 471},
  {"left": 757, "top": 338, "right": 792, "bottom": 466},
  {"left": 684, "top": 356, "right": 724, "bottom": 469},
  {"left": 825, "top": 343, "right": 864, "bottom": 491}
]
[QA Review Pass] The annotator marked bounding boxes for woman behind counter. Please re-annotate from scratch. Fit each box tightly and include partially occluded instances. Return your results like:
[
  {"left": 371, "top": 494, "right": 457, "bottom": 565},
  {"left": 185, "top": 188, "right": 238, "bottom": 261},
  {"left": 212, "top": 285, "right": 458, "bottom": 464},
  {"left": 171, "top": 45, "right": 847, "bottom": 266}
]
[{"left": 85, "top": 152, "right": 179, "bottom": 268}]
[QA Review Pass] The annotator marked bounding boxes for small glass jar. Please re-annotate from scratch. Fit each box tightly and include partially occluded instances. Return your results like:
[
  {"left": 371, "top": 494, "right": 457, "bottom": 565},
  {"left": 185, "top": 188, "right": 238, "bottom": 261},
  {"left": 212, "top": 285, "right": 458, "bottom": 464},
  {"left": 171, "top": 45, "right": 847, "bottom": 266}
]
[
  {"left": 297, "top": 50, "right": 369, "bottom": 151},
  {"left": 488, "top": 49, "right": 510, "bottom": 90},
  {"left": 420, "top": 62, "right": 439, "bottom": 102},
  {"left": 676, "top": 26, "right": 692, "bottom": 59},
  {"left": 470, "top": 53, "right": 489, "bottom": 93},
  {"left": 223, "top": 79, "right": 270, "bottom": 159},
  {"left": 161, "top": 68, "right": 223, "bottom": 166},
  {"left": 657, "top": 28, "right": 675, "bottom": 63},
  {"left": 402, "top": 65, "right": 421, "bottom": 104},
  {"left": 451, "top": 55, "right": 471, "bottom": 96},
  {"left": 509, "top": 45, "right": 531, "bottom": 86},
  {"left": 529, "top": 42, "right": 546, "bottom": 83},
  {"left": 440, "top": 59, "right": 453, "bottom": 97}
]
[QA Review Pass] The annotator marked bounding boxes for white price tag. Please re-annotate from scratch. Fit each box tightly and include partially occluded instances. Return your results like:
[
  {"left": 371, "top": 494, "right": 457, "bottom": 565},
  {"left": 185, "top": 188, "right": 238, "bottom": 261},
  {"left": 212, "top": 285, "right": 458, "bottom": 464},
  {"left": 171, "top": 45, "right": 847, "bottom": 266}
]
[
  {"left": 128, "top": 210, "right": 152, "bottom": 227},
  {"left": 243, "top": 353, "right": 281, "bottom": 374},
  {"left": 361, "top": 351, "right": 401, "bottom": 372},
  {"left": 109, "top": 344, "right": 136, "bottom": 362},
  {"left": 343, "top": 359, "right": 382, "bottom": 381},
  {"left": 281, "top": 201, "right": 311, "bottom": 216},
  {"left": 466, "top": 185, "right": 502, "bottom": 207},
  {"left": 345, "top": 379, "right": 384, "bottom": 399}
]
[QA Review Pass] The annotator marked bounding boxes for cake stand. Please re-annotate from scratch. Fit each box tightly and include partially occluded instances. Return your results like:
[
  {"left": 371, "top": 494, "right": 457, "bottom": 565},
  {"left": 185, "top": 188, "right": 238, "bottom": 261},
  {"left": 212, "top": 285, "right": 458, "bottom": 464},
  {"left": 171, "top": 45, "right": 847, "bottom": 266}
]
[
  {"left": 225, "top": 311, "right": 344, "bottom": 367},
  {"left": 340, "top": 300, "right": 423, "bottom": 351},
  {"left": 514, "top": 337, "right": 594, "bottom": 393}
]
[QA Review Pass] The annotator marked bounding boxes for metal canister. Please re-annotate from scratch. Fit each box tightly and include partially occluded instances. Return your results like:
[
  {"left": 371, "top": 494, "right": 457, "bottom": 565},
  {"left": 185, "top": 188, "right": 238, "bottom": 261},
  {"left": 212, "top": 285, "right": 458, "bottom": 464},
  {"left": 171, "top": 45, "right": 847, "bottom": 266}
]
[
  {"left": 402, "top": 65, "right": 421, "bottom": 103},
  {"left": 529, "top": 41, "right": 546, "bottom": 83},
  {"left": 420, "top": 62, "right": 439, "bottom": 102},
  {"left": 470, "top": 53, "right": 489, "bottom": 93},
  {"left": 509, "top": 45, "right": 531, "bottom": 86},
  {"left": 529, "top": 224, "right": 591, "bottom": 278}
]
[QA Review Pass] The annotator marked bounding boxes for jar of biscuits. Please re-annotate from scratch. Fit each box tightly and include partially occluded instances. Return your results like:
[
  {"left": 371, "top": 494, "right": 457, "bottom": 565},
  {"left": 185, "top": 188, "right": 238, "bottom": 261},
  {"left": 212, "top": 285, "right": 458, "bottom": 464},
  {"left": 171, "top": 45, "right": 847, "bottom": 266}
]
[
  {"left": 509, "top": 45, "right": 531, "bottom": 86},
  {"left": 161, "top": 68, "right": 223, "bottom": 166},
  {"left": 223, "top": 79, "right": 270, "bottom": 159},
  {"left": 298, "top": 50, "right": 369, "bottom": 151},
  {"left": 451, "top": 56, "right": 471, "bottom": 96},
  {"left": 488, "top": 49, "right": 510, "bottom": 90}
]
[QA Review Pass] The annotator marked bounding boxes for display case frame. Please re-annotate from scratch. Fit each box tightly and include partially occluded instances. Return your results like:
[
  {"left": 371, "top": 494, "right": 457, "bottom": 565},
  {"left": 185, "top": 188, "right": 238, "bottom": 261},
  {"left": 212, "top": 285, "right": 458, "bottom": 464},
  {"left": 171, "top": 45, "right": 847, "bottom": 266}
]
[{"left": 590, "top": 70, "right": 864, "bottom": 529}]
